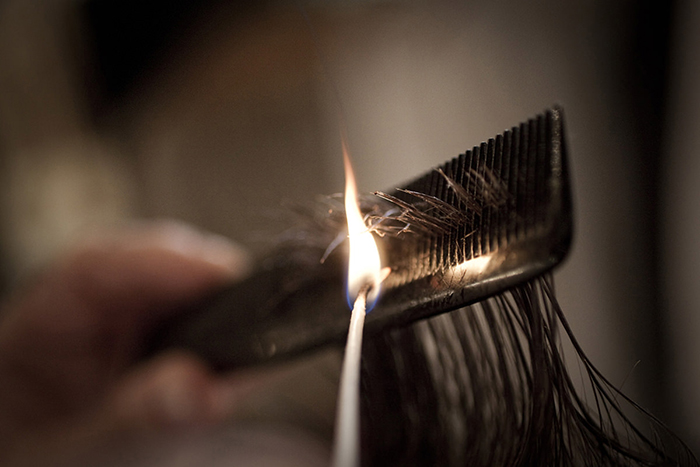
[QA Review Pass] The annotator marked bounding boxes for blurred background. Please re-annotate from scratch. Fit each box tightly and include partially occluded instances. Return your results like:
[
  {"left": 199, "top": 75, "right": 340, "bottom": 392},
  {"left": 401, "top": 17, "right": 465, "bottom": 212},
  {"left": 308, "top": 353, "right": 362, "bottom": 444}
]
[{"left": 0, "top": 0, "right": 698, "bottom": 455}]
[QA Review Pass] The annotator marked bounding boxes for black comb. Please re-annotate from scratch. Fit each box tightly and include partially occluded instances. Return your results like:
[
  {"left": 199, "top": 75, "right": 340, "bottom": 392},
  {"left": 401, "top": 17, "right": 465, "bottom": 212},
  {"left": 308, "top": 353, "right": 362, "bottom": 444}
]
[{"left": 148, "top": 107, "right": 572, "bottom": 369}]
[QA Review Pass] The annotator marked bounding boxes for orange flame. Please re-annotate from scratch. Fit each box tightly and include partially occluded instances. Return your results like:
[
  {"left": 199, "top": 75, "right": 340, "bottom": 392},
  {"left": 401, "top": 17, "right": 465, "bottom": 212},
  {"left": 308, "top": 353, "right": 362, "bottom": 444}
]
[{"left": 343, "top": 140, "right": 382, "bottom": 308}]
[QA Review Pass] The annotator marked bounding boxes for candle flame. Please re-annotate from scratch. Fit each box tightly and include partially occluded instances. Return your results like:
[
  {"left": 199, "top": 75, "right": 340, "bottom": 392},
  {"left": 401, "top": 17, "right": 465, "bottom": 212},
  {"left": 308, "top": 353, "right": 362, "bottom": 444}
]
[{"left": 343, "top": 140, "right": 382, "bottom": 310}]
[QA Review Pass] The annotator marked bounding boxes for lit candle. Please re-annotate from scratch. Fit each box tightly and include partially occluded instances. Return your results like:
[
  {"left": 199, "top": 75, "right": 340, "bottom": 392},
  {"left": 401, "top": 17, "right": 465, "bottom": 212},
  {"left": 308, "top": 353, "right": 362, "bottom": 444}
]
[{"left": 331, "top": 139, "right": 384, "bottom": 467}]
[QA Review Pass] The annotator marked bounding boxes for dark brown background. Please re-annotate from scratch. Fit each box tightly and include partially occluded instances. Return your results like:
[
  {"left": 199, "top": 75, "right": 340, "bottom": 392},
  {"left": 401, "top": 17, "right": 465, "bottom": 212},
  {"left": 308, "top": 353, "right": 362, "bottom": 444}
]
[{"left": 0, "top": 0, "right": 698, "bottom": 454}]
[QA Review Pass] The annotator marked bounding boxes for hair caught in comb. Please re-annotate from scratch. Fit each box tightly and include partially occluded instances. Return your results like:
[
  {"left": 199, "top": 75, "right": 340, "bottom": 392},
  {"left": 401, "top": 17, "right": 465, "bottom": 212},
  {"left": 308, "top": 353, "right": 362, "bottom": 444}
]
[{"left": 371, "top": 166, "right": 509, "bottom": 239}]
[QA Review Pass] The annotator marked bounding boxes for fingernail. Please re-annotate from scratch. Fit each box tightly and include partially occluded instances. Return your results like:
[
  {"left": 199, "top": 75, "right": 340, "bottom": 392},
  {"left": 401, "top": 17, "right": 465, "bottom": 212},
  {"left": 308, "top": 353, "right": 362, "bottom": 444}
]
[
  {"left": 197, "top": 233, "right": 252, "bottom": 279},
  {"left": 155, "top": 221, "right": 252, "bottom": 278}
]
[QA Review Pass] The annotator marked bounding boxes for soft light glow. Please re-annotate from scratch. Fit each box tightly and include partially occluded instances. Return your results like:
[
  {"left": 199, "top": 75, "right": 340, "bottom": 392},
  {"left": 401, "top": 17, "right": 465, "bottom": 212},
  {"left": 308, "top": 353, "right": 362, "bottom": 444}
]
[
  {"left": 448, "top": 254, "right": 493, "bottom": 279},
  {"left": 343, "top": 140, "right": 382, "bottom": 309}
]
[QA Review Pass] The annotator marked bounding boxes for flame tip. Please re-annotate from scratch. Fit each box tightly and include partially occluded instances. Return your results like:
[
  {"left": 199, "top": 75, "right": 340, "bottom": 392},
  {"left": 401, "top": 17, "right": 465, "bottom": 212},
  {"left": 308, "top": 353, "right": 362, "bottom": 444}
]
[{"left": 343, "top": 146, "right": 383, "bottom": 311}]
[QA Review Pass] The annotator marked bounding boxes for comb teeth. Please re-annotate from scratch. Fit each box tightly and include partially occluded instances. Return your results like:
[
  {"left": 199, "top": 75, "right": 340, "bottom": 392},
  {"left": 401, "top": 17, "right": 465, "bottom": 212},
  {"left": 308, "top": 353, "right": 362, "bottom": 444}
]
[{"left": 381, "top": 108, "right": 569, "bottom": 292}]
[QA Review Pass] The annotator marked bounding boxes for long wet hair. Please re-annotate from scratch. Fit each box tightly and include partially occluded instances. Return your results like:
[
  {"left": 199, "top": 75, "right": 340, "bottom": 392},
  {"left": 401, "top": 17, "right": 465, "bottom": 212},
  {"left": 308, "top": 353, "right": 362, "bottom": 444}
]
[{"left": 359, "top": 275, "right": 697, "bottom": 466}]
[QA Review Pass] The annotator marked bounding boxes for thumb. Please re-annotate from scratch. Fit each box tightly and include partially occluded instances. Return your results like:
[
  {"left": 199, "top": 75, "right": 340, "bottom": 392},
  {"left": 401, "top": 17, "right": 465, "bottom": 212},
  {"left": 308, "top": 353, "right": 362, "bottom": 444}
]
[{"left": 104, "top": 351, "right": 244, "bottom": 431}]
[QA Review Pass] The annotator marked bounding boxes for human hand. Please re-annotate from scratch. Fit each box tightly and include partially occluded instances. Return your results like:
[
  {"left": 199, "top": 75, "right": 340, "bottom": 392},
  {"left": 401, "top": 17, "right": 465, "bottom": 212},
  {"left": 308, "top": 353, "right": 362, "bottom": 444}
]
[{"left": 0, "top": 221, "right": 256, "bottom": 466}]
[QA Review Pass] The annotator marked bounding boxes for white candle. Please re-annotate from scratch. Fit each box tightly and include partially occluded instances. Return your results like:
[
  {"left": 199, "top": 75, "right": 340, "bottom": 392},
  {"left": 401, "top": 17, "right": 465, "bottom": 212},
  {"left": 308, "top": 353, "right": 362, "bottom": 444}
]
[{"left": 331, "top": 287, "right": 368, "bottom": 467}]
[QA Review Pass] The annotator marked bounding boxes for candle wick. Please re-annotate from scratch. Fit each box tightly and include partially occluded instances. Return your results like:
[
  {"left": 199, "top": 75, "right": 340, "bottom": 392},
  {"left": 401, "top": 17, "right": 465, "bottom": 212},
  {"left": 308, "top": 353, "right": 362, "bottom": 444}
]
[{"left": 331, "top": 285, "right": 369, "bottom": 467}]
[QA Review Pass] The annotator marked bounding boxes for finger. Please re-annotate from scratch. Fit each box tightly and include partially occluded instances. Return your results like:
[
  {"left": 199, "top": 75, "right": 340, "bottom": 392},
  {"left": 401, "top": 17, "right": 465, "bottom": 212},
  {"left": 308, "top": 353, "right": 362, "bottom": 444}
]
[
  {"left": 62, "top": 219, "right": 251, "bottom": 319},
  {"left": 1, "top": 220, "right": 250, "bottom": 347},
  {"left": 106, "top": 351, "right": 223, "bottom": 431},
  {"left": 104, "top": 350, "right": 296, "bottom": 432}
]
